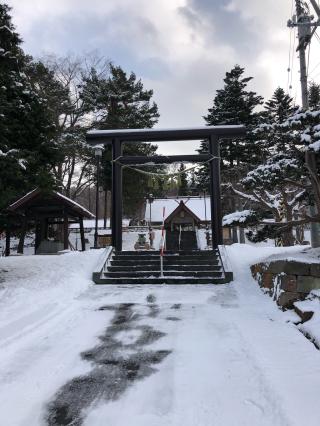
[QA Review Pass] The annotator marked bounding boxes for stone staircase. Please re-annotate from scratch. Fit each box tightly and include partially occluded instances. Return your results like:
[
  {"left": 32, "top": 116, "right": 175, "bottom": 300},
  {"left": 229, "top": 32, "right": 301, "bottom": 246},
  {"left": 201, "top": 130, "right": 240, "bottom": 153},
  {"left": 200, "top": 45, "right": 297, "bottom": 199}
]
[{"left": 94, "top": 249, "right": 232, "bottom": 284}]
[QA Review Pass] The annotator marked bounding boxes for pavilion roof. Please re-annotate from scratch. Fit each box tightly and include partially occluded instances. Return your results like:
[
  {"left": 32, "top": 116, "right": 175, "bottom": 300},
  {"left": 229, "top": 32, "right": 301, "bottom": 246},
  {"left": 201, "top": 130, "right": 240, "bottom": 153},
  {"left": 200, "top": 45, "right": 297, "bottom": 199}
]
[{"left": 7, "top": 188, "right": 94, "bottom": 219}]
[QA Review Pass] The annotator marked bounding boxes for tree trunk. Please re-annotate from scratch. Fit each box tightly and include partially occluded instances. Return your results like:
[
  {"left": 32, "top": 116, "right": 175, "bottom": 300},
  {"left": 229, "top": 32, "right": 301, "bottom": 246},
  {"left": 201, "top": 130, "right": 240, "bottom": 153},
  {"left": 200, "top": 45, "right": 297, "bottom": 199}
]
[
  {"left": 294, "top": 211, "right": 305, "bottom": 243},
  {"left": 239, "top": 227, "right": 245, "bottom": 244},
  {"left": 282, "top": 206, "right": 295, "bottom": 246},
  {"left": 231, "top": 197, "right": 238, "bottom": 243}
]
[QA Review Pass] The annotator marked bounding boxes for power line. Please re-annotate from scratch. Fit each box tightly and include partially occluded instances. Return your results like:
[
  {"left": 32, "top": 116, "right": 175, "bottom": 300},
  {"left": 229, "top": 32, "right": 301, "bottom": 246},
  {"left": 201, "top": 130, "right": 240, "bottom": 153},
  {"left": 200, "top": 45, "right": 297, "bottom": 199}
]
[
  {"left": 287, "top": 31, "right": 293, "bottom": 92},
  {"left": 311, "top": 68, "right": 320, "bottom": 80},
  {"left": 290, "top": 27, "right": 297, "bottom": 94},
  {"left": 308, "top": 30, "right": 320, "bottom": 79},
  {"left": 315, "top": 30, "right": 320, "bottom": 43},
  {"left": 287, "top": 0, "right": 295, "bottom": 93},
  {"left": 308, "top": 58, "right": 320, "bottom": 75},
  {"left": 307, "top": 43, "right": 311, "bottom": 77}
]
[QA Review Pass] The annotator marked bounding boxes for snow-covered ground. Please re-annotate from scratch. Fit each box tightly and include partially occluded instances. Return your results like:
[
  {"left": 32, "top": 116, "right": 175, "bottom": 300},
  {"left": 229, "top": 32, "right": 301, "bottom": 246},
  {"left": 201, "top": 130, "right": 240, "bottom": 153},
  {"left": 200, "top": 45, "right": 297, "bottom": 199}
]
[{"left": 1, "top": 243, "right": 320, "bottom": 425}]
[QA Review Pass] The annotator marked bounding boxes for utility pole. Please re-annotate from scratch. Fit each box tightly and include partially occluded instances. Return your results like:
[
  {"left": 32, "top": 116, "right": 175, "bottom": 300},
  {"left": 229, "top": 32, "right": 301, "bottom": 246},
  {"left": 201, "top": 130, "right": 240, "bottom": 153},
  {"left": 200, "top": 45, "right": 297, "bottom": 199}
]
[{"left": 288, "top": 0, "right": 320, "bottom": 247}]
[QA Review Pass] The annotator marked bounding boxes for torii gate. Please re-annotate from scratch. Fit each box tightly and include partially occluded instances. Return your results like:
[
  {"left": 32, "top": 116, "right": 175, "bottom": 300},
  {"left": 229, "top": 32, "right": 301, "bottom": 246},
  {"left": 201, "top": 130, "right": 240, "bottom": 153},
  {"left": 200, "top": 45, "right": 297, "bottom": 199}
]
[{"left": 86, "top": 125, "right": 246, "bottom": 251}]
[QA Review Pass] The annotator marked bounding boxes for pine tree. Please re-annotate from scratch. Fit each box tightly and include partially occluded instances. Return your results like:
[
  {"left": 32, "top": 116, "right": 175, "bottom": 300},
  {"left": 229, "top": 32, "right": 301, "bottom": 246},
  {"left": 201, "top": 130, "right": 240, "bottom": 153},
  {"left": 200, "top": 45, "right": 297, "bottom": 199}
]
[
  {"left": 178, "top": 163, "right": 189, "bottom": 196},
  {"left": 197, "top": 65, "right": 263, "bottom": 191},
  {"left": 189, "top": 170, "right": 197, "bottom": 195},
  {"left": 0, "top": 4, "right": 58, "bottom": 214},
  {"left": 232, "top": 88, "right": 306, "bottom": 246},
  {"left": 265, "top": 87, "right": 297, "bottom": 123},
  {"left": 81, "top": 64, "right": 161, "bottom": 216},
  {"left": 309, "top": 81, "right": 320, "bottom": 110},
  {"left": 86, "top": 64, "right": 160, "bottom": 129}
]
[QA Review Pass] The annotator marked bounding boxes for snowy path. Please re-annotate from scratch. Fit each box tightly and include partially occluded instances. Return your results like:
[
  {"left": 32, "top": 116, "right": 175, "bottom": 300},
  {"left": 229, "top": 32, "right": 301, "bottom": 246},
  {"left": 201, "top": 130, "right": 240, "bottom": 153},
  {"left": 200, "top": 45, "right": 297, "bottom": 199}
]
[{"left": 0, "top": 246, "right": 320, "bottom": 425}]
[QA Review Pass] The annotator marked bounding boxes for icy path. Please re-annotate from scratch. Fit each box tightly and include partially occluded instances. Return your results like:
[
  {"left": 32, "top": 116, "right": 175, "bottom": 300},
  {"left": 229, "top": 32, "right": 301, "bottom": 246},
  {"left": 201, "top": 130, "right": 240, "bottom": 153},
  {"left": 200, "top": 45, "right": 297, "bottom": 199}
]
[{"left": 0, "top": 245, "right": 320, "bottom": 425}]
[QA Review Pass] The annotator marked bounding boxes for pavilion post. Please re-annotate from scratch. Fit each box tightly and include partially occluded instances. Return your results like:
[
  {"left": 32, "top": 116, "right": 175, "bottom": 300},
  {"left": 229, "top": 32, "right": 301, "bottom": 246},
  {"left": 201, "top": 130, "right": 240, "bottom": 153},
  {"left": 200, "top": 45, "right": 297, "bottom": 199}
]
[
  {"left": 209, "top": 135, "right": 223, "bottom": 248},
  {"left": 44, "top": 218, "right": 49, "bottom": 240},
  {"left": 111, "top": 139, "right": 123, "bottom": 251},
  {"left": 63, "top": 211, "right": 69, "bottom": 250},
  {"left": 5, "top": 226, "right": 11, "bottom": 257},
  {"left": 40, "top": 218, "right": 47, "bottom": 242},
  {"left": 35, "top": 220, "right": 41, "bottom": 254},
  {"left": 17, "top": 216, "right": 27, "bottom": 254},
  {"left": 79, "top": 217, "right": 86, "bottom": 251}
]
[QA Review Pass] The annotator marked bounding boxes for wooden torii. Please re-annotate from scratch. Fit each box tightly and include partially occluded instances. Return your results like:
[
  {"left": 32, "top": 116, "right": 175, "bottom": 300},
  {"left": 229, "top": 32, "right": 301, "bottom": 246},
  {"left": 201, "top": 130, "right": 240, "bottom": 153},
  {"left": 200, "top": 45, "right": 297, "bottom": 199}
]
[{"left": 86, "top": 125, "right": 246, "bottom": 251}]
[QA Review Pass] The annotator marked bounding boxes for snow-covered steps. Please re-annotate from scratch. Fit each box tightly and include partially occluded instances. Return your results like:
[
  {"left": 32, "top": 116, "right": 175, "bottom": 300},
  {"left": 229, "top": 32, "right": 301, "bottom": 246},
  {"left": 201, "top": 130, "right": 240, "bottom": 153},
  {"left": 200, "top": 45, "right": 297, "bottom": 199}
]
[
  {"left": 93, "top": 249, "right": 233, "bottom": 285},
  {"left": 96, "top": 277, "right": 223, "bottom": 284},
  {"left": 103, "top": 270, "right": 224, "bottom": 278},
  {"left": 108, "top": 264, "right": 222, "bottom": 272},
  {"left": 110, "top": 259, "right": 220, "bottom": 266}
]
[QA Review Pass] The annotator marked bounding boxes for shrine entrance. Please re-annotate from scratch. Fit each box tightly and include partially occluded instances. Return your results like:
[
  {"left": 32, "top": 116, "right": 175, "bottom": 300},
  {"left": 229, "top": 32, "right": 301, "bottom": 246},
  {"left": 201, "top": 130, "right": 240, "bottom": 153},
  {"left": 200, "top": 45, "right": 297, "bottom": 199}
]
[
  {"left": 164, "top": 200, "right": 201, "bottom": 251},
  {"left": 86, "top": 126, "right": 245, "bottom": 252}
]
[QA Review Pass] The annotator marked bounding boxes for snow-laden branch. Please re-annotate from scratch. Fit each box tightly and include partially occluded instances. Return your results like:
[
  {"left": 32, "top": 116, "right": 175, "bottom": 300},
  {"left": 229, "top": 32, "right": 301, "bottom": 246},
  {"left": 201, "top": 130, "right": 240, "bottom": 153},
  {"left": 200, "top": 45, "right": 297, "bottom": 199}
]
[
  {"left": 231, "top": 187, "right": 259, "bottom": 203},
  {"left": 223, "top": 210, "right": 256, "bottom": 227}
]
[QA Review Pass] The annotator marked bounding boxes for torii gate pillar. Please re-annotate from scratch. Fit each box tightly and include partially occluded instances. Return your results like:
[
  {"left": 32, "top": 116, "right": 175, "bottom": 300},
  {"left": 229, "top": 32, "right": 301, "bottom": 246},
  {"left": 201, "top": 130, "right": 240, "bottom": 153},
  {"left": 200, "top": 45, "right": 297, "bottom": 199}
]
[
  {"left": 111, "top": 139, "right": 123, "bottom": 250},
  {"left": 209, "top": 135, "right": 223, "bottom": 247}
]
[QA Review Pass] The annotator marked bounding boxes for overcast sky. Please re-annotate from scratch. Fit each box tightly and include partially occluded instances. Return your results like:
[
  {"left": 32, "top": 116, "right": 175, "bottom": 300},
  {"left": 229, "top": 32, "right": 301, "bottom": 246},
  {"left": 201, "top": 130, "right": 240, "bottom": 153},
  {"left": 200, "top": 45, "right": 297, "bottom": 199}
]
[{"left": 6, "top": 0, "right": 320, "bottom": 154}]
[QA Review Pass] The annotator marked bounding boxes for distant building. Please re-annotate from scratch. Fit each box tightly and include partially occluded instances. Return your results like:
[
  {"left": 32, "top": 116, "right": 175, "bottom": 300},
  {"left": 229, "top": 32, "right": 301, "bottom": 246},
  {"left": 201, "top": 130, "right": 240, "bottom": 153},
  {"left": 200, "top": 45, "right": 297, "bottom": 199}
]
[
  {"left": 144, "top": 196, "right": 232, "bottom": 246},
  {"left": 144, "top": 196, "right": 211, "bottom": 227}
]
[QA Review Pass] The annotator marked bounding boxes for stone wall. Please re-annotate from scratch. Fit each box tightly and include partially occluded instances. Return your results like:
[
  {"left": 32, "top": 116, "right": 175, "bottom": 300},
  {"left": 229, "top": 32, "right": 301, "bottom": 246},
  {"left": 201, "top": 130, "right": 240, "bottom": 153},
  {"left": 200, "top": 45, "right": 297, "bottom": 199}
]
[{"left": 251, "top": 260, "right": 320, "bottom": 309}]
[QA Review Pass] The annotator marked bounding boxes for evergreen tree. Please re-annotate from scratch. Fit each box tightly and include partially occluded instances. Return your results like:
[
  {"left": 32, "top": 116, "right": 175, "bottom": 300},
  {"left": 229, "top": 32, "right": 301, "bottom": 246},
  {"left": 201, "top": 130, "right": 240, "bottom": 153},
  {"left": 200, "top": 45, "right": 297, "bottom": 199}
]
[
  {"left": 197, "top": 65, "right": 263, "bottom": 191},
  {"left": 81, "top": 64, "right": 161, "bottom": 216},
  {"left": 177, "top": 163, "right": 189, "bottom": 196},
  {"left": 281, "top": 108, "right": 320, "bottom": 217},
  {"left": 232, "top": 88, "right": 306, "bottom": 246},
  {"left": 83, "top": 64, "right": 159, "bottom": 129},
  {"left": 265, "top": 87, "right": 297, "bottom": 123},
  {"left": 0, "top": 4, "right": 58, "bottom": 214},
  {"left": 189, "top": 170, "right": 197, "bottom": 195},
  {"left": 309, "top": 81, "right": 320, "bottom": 110}
]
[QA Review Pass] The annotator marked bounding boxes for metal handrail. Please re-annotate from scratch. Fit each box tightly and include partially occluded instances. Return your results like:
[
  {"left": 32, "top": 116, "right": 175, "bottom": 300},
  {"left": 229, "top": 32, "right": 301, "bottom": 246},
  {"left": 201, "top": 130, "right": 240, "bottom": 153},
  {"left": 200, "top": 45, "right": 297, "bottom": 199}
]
[
  {"left": 216, "top": 246, "right": 226, "bottom": 278},
  {"left": 92, "top": 246, "right": 114, "bottom": 283},
  {"left": 159, "top": 207, "right": 166, "bottom": 278}
]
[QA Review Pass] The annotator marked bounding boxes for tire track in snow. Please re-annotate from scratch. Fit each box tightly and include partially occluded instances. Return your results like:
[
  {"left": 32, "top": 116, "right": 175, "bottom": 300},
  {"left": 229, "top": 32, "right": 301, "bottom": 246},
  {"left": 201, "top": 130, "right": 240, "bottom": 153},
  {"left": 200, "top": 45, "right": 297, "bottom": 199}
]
[{"left": 46, "top": 295, "right": 171, "bottom": 426}]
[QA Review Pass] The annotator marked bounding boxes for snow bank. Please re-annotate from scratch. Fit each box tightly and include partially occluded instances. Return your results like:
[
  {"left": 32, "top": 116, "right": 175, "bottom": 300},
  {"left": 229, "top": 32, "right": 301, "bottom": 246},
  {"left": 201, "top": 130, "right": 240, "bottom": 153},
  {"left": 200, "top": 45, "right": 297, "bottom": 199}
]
[
  {"left": 1, "top": 243, "right": 320, "bottom": 425},
  {"left": 0, "top": 250, "right": 103, "bottom": 329},
  {"left": 295, "top": 294, "right": 320, "bottom": 347},
  {"left": 260, "top": 246, "right": 320, "bottom": 265}
]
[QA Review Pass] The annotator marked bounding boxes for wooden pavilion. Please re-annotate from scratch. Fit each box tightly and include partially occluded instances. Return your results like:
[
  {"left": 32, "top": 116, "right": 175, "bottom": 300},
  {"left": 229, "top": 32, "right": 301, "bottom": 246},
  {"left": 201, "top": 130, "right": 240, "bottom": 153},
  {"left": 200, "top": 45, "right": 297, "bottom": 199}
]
[{"left": 5, "top": 188, "right": 94, "bottom": 255}]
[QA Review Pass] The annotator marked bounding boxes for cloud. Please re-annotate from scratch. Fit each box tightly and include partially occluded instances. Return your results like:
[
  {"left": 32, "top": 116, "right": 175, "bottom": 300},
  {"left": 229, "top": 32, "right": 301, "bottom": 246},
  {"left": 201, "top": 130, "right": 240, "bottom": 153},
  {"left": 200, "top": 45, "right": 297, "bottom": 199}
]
[{"left": 6, "top": 0, "right": 316, "bottom": 155}]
